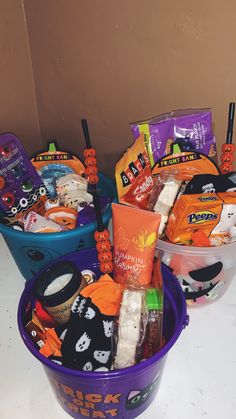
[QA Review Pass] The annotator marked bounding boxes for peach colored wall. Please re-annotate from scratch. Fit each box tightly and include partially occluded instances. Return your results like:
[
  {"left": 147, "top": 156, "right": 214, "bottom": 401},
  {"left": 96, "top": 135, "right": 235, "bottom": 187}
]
[
  {"left": 23, "top": 0, "right": 236, "bottom": 175},
  {"left": 0, "top": 0, "right": 42, "bottom": 153}
]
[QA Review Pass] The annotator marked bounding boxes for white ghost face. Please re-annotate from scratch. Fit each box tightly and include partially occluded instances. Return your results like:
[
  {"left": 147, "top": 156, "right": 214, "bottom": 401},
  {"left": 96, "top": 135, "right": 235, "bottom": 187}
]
[
  {"left": 93, "top": 350, "right": 110, "bottom": 364},
  {"left": 75, "top": 332, "right": 91, "bottom": 352},
  {"left": 212, "top": 204, "right": 236, "bottom": 234},
  {"left": 82, "top": 362, "right": 93, "bottom": 371},
  {"left": 85, "top": 307, "right": 96, "bottom": 320},
  {"left": 103, "top": 320, "right": 113, "bottom": 338},
  {"left": 202, "top": 183, "right": 215, "bottom": 193}
]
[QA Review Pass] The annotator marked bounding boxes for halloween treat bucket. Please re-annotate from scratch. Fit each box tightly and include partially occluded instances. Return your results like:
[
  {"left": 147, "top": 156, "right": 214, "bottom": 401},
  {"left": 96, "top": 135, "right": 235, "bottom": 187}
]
[
  {"left": 156, "top": 239, "right": 236, "bottom": 307},
  {"left": 18, "top": 248, "right": 188, "bottom": 419},
  {"left": 0, "top": 173, "right": 116, "bottom": 280}
]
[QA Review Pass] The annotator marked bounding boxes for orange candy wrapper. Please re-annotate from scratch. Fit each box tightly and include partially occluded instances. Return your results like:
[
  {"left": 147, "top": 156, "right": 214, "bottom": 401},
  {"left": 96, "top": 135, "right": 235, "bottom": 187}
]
[
  {"left": 115, "top": 134, "right": 154, "bottom": 210},
  {"left": 152, "top": 143, "right": 219, "bottom": 180},
  {"left": 112, "top": 203, "right": 161, "bottom": 288}
]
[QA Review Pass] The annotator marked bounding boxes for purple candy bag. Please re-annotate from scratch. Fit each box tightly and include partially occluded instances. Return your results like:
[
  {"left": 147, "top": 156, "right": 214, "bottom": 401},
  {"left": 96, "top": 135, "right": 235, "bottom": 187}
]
[
  {"left": 0, "top": 133, "right": 48, "bottom": 225},
  {"left": 131, "top": 108, "right": 217, "bottom": 167}
]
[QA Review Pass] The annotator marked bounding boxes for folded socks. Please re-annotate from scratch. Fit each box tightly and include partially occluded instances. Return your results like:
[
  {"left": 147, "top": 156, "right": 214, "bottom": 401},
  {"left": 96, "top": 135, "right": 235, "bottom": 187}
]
[{"left": 60, "top": 274, "right": 124, "bottom": 371}]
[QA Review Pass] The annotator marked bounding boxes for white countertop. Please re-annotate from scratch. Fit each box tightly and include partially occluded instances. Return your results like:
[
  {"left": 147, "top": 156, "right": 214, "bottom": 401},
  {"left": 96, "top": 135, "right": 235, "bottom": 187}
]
[{"left": 0, "top": 234, "right": 236, "bottom": 419}]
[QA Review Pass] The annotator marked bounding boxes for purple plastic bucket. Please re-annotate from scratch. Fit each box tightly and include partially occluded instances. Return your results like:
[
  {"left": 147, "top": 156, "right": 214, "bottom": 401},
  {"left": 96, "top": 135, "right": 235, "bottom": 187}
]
[{"left": 18, "top": 248, "right": 188, "bottom": 419}]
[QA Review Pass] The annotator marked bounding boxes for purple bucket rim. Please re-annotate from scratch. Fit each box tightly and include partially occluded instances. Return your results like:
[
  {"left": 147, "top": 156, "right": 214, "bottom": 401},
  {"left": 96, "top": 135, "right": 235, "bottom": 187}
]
[
  {"left": 17, "top": 252, "right": 187, "bottom": 380},
  {"left": 0, "top": 172, "right": 115, "bottom": 240}
]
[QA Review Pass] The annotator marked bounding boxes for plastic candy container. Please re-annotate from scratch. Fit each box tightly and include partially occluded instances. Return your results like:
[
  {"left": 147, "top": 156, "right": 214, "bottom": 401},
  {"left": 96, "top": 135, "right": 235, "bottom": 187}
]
[
  {"left": 0, "top": 133, "right": 48, "bottom": 225},
  {"left": 156, "top": 238, "right": 236, "bottom": 307}
]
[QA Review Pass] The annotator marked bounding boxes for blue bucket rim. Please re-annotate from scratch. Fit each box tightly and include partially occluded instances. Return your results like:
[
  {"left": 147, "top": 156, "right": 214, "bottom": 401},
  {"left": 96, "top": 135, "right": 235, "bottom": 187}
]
[
  {"left": 17, "top": 252, "right": 188, "bottom": 381},
  {"left": 0, "top": 173, "right": 116, "bottom": 240}
]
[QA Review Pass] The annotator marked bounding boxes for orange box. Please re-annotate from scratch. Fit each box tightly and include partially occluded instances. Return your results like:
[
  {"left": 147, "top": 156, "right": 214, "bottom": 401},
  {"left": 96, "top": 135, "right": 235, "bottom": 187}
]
[{"left": 166, "top": 193, "right": 222, "bottom": 243}]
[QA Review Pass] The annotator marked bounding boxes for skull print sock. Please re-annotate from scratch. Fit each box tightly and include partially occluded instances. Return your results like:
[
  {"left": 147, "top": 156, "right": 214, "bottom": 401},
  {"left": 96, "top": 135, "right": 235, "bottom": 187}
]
[{"left": 61, "top": 274, "right": 124, "bottom": 371}]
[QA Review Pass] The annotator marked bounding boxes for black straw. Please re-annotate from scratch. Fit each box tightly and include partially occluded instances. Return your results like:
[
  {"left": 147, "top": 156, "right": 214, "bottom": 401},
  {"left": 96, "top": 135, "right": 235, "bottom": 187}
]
[
  {"left": 226, "top": 102, "right": 235, "bottom": 144},
  {"left": 92, "top": 192, "right": 104, "bottom": 232},
  {"left": 81, "top": 119, "right": 92, "bottom": 149}
]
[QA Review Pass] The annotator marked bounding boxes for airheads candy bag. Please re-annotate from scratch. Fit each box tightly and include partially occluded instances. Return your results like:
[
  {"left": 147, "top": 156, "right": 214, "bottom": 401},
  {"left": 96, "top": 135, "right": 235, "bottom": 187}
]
[
  {"left": 31, "top": 142, "right": 85, "bottom": 198},
  {"left": 166, "top": 193, "right": 222, "bottom": 244},
  {"left": 112, "top": 203, "right": 161, "bottom": 288},
  {"left": 115, "top": 133, "right": 154, "bottom": 210},
  {"left": 152, "top": 143, "right": 219, "bottom": 180},
  {"left": 131, "top": 108, "right": 217, "bottom": 167}
]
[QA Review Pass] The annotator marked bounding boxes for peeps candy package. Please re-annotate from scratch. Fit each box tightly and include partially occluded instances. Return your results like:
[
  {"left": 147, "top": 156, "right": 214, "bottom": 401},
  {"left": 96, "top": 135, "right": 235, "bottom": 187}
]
[
  {"left": 115, "top": 133, "right": 154, "bottom": 210},
  {"left": 166, "top": 192, "right": 236, "bottom": 244},
  {"left": 31, "top": 142, "right": 86, "bottom": 198},
  {"left": 0, "top": 133, "right": 48, "bottom": 225},
  {"left": 130, "top": 108, "right": 217, "bottom": 167}
]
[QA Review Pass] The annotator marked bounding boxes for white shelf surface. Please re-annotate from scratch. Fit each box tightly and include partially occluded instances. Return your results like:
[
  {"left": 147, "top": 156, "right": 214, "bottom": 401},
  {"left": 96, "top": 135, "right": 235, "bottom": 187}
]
[{"left": 0, "top": 234, "right": 236, "bottom": 419}]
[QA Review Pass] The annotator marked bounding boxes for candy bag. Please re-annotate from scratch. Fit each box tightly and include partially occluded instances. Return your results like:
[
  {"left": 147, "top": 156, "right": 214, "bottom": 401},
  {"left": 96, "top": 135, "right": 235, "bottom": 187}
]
[
  {"left": 0, "top": 133, "right": 48, "bottom": 225},
  {"left": 131, "top": 108, "right": 217, "bottom": 167},
  {"left": 115, "top": 133, "right": 154, "bottom": 210}
]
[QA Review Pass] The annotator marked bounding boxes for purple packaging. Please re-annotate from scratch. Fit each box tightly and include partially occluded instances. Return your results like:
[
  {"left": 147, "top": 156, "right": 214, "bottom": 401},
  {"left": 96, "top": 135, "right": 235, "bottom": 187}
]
[
  {"left": 77, "top": 196, "right": 111, "bottom": 227},
  {"left": 0, "top": 133, "right": 49, "bottom": 225},
  {"left": 131, "top": 108, "right": 217, "bottom": 167}
]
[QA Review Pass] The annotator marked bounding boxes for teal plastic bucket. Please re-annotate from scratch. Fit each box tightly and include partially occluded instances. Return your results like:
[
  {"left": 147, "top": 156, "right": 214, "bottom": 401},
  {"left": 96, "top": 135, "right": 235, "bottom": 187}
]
[{"left": 0, "top": 173, "right": 116, "bottom": 280}]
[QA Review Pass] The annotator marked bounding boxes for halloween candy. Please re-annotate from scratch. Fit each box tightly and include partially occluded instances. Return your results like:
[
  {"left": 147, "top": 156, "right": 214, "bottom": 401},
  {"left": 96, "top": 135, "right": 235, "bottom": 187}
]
[
  {"left": 0, "top": 133, "right": 48, "bottom": 225},
  {"left": 31, "top": 142, "right": 85, "bottom": 198},
  {"left": 23, "top": 211, "right": 66, "bottom": 233},
  {"left": 152, "top": 143, "right": 219, "bottom": 179},
  {"left": 131, "top": 108, "right": 217, "bottom": 167},
  {"left": 115, "top": 133, "right": 154, "bottom": 210},
  {"left": 166, "top": 193, "right": 222, "bottom": 244},
  {"left": 114, "top": 289, "right": 145, "bottom": 369}
]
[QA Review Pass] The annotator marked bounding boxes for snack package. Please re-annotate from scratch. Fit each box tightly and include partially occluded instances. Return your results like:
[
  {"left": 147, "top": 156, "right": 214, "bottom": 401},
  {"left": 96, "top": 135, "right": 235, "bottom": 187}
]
[
  {"left": 166, "top": 193, "right": 222, "bottom": 244},
  {"left": 0, "top": 133, "right": 48, "bottom": 225},
  {"left": 148, "top": 171, "right": 182, "bottom": 236},
  {"left": 143, "top": 287, "right": 163, "bottom": 359},
  {"left": 23, "top": 211, "right": 67, "bottom": 233},
  {"left": 112, "top": 203, "right": 161, "bottom": 287},
  {"left": 113, "top": 289, "right": 146, "bottom": 369},
  {"left": 115, "top": 133, "right": 154, "bottom": 210},
  {"left": 131, "top": 108, "right": 217, "bottom": 167},
  {"left": 152, "top": 143, "right": 219, "bottom": 180},
  {"left": 31, "top": 142, "right": 86, "bottom": 198}
]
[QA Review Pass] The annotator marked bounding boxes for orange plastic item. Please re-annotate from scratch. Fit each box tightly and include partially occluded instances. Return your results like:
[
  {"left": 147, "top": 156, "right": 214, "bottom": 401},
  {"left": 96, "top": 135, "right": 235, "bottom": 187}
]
[
  {"left": 44, "top": 206, "right": 78, "bottom": 229},
  {"left": 152, "top": 144, "right": 219, "bottom": 180},
  {"left": 191, "top": 230, "right": 211, "bottom": 247},
  {"left": 39, "top": 328, "right": 62, "bottom": 358},
  {"left": 222, "top": 143, "right": 235, "bottom": 153},
  {"left": 31, "top": 143, "right": 85, "bottom": 175}
]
